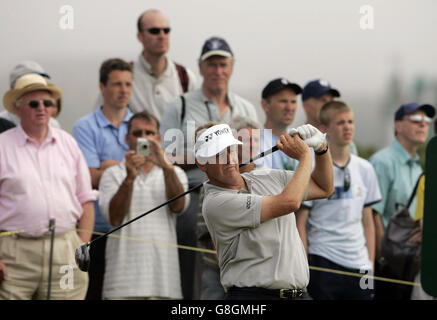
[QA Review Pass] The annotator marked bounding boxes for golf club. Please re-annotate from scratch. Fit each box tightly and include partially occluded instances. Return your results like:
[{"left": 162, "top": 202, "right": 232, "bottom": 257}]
[{"left": 75, "top": 133, "right": 300, "bottom": 272}]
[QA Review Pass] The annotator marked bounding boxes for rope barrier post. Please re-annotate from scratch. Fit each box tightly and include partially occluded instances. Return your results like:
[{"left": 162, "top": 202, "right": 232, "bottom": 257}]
[{"left": 47, "top": 219, "right": 56, "bottom": 300}]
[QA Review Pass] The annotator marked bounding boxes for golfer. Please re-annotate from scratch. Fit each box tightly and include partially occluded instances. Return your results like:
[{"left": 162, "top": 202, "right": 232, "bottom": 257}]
[{"left": 194, "top": 123, "right": 334, "bottom": 300}]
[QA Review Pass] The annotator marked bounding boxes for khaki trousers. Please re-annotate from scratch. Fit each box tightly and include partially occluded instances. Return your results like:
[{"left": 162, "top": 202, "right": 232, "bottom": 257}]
[{"left": 0, "top": 229, "right": 88, "bottom": 300}]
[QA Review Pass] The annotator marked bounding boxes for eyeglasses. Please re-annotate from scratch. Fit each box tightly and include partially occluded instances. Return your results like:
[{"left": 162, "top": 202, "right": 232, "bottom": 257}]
[
  {"left": 146, "top": 27, "right": 171, "bottom": 35},
  {"left": 27, "top": 100, "right": 55, "bottom": 108},
  {"left": 408, "top": 115, "right": 432, "bottom": 124},
  {"left": 343, "top": 167, "right": 351, "bottom": 192}
]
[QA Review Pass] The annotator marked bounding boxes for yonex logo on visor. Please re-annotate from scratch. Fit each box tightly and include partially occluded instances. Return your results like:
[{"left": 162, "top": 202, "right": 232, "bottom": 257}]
[
  {"left": 203, "top": 127, "right": 230, "bottom": 142},
  {"left": 195, "top": 124, "right": 242, "bottom": 159}
]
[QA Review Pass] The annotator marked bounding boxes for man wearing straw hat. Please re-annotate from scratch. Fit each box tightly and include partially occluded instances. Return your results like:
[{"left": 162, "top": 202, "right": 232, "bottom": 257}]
[
  {"left": 0, "top": 60, "right": 62, "bottom": 129},
  {"left": 0, "top": 74, "right": 97, "bottom": 299}
]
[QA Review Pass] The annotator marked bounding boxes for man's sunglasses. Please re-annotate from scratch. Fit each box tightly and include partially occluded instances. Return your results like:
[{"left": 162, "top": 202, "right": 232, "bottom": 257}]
[
  {"left": 408, "top": 114, "right": 432, "bottom": 124},
  {"left": 27, "top": 100, "right": 55, "bottom": 108},
  {"left": 146, "top": 27, "right": 171, "bottom": 35},
  {"left": 343, "top": 167, "right": 351, "bottom": 192}
]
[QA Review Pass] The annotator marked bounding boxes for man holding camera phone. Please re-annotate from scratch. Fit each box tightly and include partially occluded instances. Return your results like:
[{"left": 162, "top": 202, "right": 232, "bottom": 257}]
[{"left": 98, "top": 111, "right": 189, "bottom": 300}]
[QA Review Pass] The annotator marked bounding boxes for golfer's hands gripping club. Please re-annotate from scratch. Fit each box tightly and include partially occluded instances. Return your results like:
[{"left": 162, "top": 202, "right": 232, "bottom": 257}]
[
  {"left": 277, "top": 131, "right": 311, "bottom": 162},
  {"left": 289, "top": 124, "right": 326, "bottom": 152}
]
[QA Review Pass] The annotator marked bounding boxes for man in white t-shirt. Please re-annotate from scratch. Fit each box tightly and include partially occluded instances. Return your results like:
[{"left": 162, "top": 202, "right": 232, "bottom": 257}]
[{"left": 296, "top": 101, "right": 381, "bottom": 300}]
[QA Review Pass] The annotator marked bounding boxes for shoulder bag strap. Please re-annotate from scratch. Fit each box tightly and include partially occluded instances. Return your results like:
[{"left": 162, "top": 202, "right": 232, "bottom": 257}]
[
  {"left": 175, "top": 63, "right": 189, "bottom": 93},
  {"left": 406, "top": 172, "right": 425, "bottom": 209}
]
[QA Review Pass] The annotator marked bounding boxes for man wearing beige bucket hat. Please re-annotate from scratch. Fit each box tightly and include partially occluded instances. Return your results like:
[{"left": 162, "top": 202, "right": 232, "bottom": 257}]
[
  {"left": 0, "top": 61, "right": 62, "bottom": 128},
  {"left": 0, "top": 74, "right": 97, "bottom": 299}
]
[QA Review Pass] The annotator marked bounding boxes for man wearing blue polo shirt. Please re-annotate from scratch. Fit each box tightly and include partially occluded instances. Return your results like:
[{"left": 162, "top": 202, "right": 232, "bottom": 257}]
[
  {"left": 73, "top": 58, "right": 134, "bottom": 300},
  {"left": 370, "top": 102, "right": 435, "bottom": 300}
]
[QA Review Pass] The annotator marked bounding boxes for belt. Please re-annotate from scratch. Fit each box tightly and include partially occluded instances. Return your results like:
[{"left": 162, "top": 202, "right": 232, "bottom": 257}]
[
  {"left": 228, "top": 286, "right": 305, "bottom": 300},
  {"left": 0, "top": 228, "right": 74, "bottom": 239}
]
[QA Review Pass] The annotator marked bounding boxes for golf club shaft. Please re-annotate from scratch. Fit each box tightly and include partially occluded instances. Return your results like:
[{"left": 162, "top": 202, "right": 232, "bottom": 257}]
[
  {"left": 86, "top": 182, "right": 203, "bottom": 247},
  {"left": 85, "top": 144, "right": 281, "bottom": 247},
  {"left": 47, "top": 218, "right": 55, "bottom": 300}
]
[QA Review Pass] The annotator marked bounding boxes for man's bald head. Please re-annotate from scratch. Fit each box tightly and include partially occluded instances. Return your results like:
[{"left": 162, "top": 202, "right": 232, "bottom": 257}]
[
  {"left": 137, "top": 9, "right": 169, "bottom": 32},
  {"left": 137, "top": 9, "right": 171, "bottom": 58}
]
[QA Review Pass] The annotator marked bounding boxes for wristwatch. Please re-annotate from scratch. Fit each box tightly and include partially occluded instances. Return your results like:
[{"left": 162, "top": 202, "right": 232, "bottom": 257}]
[{"left": 315, "top": 144, "right": 329, "bottom": 156}]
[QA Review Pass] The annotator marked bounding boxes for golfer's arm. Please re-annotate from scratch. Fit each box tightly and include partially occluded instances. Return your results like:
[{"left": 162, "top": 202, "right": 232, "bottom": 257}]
[
  {"left": 163, "top": 164, "right": 186, "bottom": 213},
  {"left": 77, "top": 201, "right": 95, "bottom": 243},
  {"left": 307, "top": 141, "right": 334, "bottom": 200},
  {"left": 109, "top": 179, "right": 135, "bottom": 227},
  {"left": 260, "top": 153, "right": 312, "bottom": 222}
]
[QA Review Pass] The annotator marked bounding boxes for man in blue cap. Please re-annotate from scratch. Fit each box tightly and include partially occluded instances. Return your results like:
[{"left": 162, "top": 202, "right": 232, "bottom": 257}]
[
  {"left": 302, "top": 79, "right": 340, "bottom": 128},
  {"left": 369, "top": 102, "right": 435, "bottom": 300},
  {"left": 301, "top": 79, "right": 358, "bottom": 156}
]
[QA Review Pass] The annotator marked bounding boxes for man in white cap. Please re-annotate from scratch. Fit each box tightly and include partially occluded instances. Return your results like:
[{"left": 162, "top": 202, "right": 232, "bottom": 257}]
[
  {"left": 0, "top": 74, "right": 97, "bottom": 299},
  {"left": 194, "top": 123, "right": 334, "bottom": 300},
  {"left": 0, "top": 61, "right": 61, "bottom": 128}
]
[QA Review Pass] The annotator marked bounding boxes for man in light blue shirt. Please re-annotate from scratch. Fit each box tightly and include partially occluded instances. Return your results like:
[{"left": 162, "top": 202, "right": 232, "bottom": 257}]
[
  {"left": 73, "top": 58, "right": 134, "bottom": 300},
  {"left": 369, "top": 102, "right": 435, "bottom": 300}
]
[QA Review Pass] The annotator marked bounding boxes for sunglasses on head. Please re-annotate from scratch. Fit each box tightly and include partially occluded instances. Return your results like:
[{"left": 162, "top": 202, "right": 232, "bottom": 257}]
[
  {"left": 408, "top": 114, "right": 432, "bottom": 124},
  {"left": 146, "top": 27, "right": 171, "bottom": 35},
  {"left": 27, "top": 100, "right": 55, "bottom": 108},
  {"left": 343, "top": 167, "right": 351, "bottom": 192}
]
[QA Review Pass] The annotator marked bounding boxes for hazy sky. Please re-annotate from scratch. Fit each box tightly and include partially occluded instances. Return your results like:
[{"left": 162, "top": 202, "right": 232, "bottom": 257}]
[{"left": 1, "top": 0, "right": 436, "bottom": 147}]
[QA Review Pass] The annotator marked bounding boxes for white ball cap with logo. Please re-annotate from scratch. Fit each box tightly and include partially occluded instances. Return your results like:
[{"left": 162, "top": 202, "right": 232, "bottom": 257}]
[{"left": 195, "top": 124, "right": 242, "bottom": 159}]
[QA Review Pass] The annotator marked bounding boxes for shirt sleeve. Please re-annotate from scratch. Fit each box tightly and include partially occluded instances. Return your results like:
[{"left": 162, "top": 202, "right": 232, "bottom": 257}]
[
  {"left": 73, "top": 120, "right": 100, "bottom": 168},
  {"left": 364, "top": 162, "right": 382, "bottom": 207},
  {"left": 244, "top": 100, "right": 259, "bottom": 122},
  {"left": 72, "top": 137, "right": 99, "bottom": 205},
  {"left": 203, "top": 190, "right": 262, "bottom": 243},
  {"left": 160, "top": 97, "right": 183, "bottom": 151}
]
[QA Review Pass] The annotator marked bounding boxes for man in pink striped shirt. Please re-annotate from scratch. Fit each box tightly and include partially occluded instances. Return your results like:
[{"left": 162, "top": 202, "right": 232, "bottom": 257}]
[{"left": 0, "top": 74, "right": 98, "bottom": 299}]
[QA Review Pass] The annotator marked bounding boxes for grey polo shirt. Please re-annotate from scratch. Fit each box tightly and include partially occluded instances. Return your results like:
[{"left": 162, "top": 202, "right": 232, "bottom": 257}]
[
  {"left": 202, "top": 168, "right": 309, "bottom": 291},
  {"left": 160, "top": 88, "right": 259, "bottom": 186},
  {"left": 161, "top": 88, "right": 258, "bottom": 154}
]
